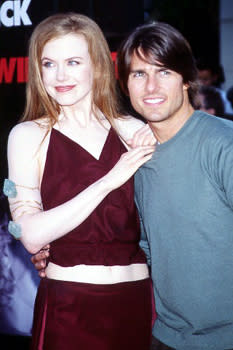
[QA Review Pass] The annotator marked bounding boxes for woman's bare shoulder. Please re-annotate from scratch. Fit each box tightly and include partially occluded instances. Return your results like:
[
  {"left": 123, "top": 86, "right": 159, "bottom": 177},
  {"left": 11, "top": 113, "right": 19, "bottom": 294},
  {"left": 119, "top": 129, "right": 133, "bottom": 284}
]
[{"left": 8, "top": 119, "right": 50, "bottom": 147}]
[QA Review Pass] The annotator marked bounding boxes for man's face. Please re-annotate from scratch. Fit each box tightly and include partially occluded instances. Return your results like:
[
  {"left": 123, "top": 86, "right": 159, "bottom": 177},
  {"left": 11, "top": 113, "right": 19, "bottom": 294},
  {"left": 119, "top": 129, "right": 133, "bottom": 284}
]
[
  {"left": 198, "top": 69, "right": 216, "bottom": 87},
  {"left": 127, "top": 52, "right": 189, "bottom": 125}
]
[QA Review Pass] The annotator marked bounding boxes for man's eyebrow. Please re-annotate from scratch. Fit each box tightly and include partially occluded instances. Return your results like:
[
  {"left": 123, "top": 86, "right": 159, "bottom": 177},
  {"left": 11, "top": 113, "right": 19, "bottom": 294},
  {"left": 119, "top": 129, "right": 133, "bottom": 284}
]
[
  {"left": 129, "top": 68, "right": 145, "bottom": 73},
  {"left": 129, "top": 66, "right": 166, "bottom": 73}
]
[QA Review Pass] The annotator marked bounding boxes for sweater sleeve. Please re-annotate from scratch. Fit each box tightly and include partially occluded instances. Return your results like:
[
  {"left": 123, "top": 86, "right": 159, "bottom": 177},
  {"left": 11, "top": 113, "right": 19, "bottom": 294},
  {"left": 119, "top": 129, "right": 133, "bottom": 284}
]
[
  {"left": 134, "top": 174, "right": 151, "bottom": 266},
  {"left": 138, "top": 213, "right": 151, "bottom": 266},
  {"left": 205, "top": 121, "right": 233, "bottom": 209}
]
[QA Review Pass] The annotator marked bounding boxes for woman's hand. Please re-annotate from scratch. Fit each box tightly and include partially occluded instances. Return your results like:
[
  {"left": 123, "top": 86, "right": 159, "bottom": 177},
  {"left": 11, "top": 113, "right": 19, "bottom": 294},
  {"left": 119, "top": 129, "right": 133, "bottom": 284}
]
[
  {"left": 127, "top": 124, "right": 156, "bottom": 148},
  {"left": 104, "top": 144, "right": 155, "bottom": 191}
]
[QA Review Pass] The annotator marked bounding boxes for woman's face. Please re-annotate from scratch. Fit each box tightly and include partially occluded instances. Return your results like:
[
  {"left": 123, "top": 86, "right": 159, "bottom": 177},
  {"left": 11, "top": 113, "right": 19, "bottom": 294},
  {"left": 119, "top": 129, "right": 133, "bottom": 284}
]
[{"left": 41, "top": 33, "right": 94, "bottom": 109}]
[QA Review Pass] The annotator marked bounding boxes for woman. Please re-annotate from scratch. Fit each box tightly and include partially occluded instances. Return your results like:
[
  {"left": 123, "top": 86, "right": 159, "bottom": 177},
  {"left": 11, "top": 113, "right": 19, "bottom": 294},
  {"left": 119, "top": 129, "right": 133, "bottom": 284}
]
[{"left": 5, "top": 13, "right": 154, "bottom": 350}]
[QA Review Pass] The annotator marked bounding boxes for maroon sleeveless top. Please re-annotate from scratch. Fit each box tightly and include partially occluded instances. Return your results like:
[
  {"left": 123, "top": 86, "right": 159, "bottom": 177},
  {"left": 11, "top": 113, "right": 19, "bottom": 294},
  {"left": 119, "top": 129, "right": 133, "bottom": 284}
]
[{"left": 41, "top": 127, "right": 146, "bottom": 267}]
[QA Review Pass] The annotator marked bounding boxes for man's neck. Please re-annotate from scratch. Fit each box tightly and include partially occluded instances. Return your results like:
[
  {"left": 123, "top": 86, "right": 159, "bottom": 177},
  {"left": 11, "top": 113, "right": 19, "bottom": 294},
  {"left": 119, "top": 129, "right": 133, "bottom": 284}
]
[{"left": 149, "top": 105, "right": 194, "bottom": 144}]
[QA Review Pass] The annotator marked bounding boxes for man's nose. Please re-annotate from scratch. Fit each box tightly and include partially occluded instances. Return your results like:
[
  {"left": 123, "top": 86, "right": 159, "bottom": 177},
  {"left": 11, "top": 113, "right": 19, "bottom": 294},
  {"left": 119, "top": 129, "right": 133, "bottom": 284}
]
[{"left": 145, "top": 74, "right": 159, "bottom": 93}]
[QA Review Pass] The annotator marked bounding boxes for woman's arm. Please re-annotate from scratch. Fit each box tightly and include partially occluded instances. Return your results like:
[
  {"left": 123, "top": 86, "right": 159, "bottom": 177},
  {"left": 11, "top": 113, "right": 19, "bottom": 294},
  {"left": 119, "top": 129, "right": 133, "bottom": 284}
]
[{"left": 7, "top": 122, "right": 154, "bottom": 254}]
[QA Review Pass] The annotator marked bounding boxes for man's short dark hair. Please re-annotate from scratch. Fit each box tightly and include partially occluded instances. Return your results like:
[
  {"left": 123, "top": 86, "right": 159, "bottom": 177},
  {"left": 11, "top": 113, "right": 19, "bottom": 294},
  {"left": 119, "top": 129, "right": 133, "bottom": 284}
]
[{"left": 117, "top": 22, "right": 199, "bottom": 107}]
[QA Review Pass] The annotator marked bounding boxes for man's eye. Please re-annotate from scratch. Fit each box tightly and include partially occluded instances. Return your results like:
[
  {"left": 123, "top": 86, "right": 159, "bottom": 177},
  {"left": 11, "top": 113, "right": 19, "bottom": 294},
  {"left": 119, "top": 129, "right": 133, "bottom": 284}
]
[
  {"left": 133, "top": 71, "right": 144, "bottom": 78},
  {"left": 160, "top": 70, "right": 170, "bottom": 76}
]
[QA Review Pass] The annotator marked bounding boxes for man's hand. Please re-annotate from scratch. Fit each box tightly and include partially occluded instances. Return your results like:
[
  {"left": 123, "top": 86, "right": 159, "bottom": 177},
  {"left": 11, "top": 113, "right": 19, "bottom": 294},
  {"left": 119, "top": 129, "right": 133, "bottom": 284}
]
[{"left": 31, "top": 244, "right": 50, "bottom": 278}]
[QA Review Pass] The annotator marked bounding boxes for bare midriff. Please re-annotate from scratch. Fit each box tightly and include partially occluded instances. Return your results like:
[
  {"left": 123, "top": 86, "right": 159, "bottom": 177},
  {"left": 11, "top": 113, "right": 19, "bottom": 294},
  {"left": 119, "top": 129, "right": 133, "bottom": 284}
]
[{"left": 46, "top": 261, "right": 149, "bottom": 284}]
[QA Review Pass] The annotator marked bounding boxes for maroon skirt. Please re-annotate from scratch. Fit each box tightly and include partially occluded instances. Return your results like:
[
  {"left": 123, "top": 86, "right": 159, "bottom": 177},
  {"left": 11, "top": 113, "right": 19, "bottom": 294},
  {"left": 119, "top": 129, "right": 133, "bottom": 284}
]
[{"left": 30, "top": 277, "right": 152, "bottom": 350}]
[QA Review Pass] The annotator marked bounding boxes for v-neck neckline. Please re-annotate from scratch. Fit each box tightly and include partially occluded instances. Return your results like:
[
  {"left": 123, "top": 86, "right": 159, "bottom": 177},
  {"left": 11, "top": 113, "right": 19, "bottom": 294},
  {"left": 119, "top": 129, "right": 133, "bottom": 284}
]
[{"left": 52, "top": 127, "right": 112, "bottom": 161}]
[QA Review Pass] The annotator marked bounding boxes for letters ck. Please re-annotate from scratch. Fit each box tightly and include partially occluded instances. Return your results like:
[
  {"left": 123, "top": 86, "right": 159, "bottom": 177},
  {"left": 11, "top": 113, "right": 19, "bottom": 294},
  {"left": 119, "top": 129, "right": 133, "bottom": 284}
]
[{"left": 0, "top": 0, "right": 32, "bottom": 27}]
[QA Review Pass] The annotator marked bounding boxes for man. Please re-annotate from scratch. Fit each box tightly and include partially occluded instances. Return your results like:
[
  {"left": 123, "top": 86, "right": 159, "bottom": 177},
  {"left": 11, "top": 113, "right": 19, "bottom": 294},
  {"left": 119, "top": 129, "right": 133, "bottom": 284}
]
[
  {"left": 196, "top": 59, "right": 233, "bottom": 115},
  {"left": 32, "top": 22, "right": 233, "bottom": 350},
  {"left": 198, "top": 85, "right": 225, "bottom": 117},
  {"left": 117, "top": 22, "right": 233, "bottom": 350}
]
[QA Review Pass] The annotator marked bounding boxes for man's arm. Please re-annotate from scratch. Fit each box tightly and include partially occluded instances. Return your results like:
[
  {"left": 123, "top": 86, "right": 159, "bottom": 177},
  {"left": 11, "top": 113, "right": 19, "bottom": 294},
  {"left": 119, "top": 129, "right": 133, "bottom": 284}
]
[
  {"left": 134, "top": 181, "right": 151, "bottom": 266},
  {"left": 138, "top": 214, "right": 151, "bottom": 266}
]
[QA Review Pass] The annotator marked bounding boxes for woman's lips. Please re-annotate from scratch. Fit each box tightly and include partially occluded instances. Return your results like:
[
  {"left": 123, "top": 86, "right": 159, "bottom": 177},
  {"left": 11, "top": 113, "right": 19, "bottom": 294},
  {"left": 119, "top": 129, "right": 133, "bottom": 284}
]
[{"left": 55, "top": 85, "right": 75, "bottom": 92}]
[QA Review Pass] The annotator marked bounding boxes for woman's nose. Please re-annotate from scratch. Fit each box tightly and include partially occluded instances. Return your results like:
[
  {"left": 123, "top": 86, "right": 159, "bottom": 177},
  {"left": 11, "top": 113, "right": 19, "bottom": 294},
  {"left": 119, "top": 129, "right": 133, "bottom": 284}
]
[{"left": 56, "top": 65, "right": 67, "bottom": 81}]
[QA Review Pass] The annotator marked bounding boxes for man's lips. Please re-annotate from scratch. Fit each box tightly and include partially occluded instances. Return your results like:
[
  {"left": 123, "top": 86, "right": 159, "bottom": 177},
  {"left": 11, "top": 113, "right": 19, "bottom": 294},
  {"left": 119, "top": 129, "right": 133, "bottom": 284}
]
[
  {"left": 143, "top": 97, "right": 165, "bottom": 105},
  {"left": 55, "top": 85, "right": 76, "bottom": 92}
]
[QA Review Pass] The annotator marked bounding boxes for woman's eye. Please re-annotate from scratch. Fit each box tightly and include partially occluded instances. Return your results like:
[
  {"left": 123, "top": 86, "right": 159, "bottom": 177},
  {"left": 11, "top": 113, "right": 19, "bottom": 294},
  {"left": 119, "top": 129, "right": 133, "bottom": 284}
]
[
  {"left": 68, "top": 60, "right": 79, "bottom": 66},
  {"left": 42, "top": 61, "right": 54, "bottom": 68}
]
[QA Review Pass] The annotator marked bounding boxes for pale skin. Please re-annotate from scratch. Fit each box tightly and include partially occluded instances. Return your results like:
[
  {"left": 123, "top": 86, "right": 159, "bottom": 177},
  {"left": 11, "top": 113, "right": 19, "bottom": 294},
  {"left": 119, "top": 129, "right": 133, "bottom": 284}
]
[{"left": 8, "top": 34, "right": 155, "bottom": 281}]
